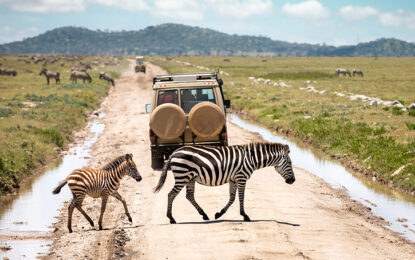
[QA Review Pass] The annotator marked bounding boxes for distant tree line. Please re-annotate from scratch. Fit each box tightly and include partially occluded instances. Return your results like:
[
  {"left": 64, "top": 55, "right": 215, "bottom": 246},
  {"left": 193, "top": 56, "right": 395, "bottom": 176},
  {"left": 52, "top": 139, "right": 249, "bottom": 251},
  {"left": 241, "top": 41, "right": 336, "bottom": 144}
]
[{"left": 1, "top": 23, "right": 415, "bottom": 56}]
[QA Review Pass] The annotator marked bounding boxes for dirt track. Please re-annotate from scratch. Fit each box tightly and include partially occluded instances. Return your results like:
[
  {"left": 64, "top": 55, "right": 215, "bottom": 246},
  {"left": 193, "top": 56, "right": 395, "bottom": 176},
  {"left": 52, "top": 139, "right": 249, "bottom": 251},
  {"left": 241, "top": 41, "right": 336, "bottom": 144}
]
[{"left": 48, "top": 62, "right": 415, "bottom": 259}]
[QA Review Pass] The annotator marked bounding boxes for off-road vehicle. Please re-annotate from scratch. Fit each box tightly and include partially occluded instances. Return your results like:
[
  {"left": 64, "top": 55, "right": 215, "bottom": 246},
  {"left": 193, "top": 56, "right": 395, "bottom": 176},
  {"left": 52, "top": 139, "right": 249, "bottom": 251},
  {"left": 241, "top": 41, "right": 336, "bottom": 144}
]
[
  {"left": 145, "top": 72, "right": 231, "bottom": 169},
  {"left": 135, "top": 56, "right": 146, "bottom": 73}
]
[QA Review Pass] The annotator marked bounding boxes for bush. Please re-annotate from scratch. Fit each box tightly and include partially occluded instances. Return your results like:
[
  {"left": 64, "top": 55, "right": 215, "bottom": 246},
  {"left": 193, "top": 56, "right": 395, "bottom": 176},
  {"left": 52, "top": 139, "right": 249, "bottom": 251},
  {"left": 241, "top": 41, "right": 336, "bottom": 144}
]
[
  {"left": 406, "top": 121, "right": 415, "bottom": 130},
  {"left": 392, "top": 106, "right": 403, "bottom": 115},
  {"left": 0, "top": 107, "right": 14, "bottom": 118},
  {"left": 35, "top": 129, "right": 64, "bottom": 148}
]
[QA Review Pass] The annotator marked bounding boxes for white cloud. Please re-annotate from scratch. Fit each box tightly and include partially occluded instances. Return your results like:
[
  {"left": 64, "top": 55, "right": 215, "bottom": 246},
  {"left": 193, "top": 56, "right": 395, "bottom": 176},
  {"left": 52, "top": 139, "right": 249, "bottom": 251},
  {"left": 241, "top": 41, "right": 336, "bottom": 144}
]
[
  {"left": 379, "top": 9, "right": 415, "bottom": 29},
  {"left": 206, "top": 0, "right": 272, "bottom": 19},
  {"left": 282, "top": 0, "right": 329, "bottom": 20},
  {"left": 0, "top": 0, "right": 85, "bottom": 13},
  {"left": 339, "top": 5, "right": 378, "bottom": 21}
]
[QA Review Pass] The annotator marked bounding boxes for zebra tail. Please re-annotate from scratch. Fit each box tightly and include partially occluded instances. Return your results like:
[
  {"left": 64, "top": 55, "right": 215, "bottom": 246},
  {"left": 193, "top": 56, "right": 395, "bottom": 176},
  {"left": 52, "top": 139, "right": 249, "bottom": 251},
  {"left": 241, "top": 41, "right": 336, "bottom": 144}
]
[
  {"left": 153, "top": 156, "right": 171, "bottom": 193},
  {"left": 52, "top": 179, "right": 68, "bottom": 194}
]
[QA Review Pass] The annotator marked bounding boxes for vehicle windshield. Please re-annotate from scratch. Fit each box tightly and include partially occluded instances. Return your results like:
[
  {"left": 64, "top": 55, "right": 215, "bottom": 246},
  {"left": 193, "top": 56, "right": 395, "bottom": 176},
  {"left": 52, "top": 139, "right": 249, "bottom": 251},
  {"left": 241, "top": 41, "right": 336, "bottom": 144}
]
[{"left": 180, "top": 88, "right": 216, "bottom": 113}]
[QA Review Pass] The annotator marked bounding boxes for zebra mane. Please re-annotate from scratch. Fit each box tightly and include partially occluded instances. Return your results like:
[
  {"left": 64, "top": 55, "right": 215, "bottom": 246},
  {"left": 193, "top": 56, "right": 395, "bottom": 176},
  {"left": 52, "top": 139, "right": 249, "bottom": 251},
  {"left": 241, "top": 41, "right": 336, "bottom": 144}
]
[
  {"left": 101, "top": 155, "right": 126, "bottom": 171},
  {"left": 247, "top": 142, "right": 286, "bottom": 148}
]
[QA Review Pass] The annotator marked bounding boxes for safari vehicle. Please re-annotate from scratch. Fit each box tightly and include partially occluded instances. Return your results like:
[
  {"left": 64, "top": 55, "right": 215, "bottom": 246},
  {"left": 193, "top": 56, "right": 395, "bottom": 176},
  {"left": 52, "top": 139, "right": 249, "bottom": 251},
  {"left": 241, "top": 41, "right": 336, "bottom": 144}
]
[
  {"left": 135, "top": 56, "right": 146, "bottom": 73},
  {"left": 145, "top": 72, "right": 231, "bottom": 169}
]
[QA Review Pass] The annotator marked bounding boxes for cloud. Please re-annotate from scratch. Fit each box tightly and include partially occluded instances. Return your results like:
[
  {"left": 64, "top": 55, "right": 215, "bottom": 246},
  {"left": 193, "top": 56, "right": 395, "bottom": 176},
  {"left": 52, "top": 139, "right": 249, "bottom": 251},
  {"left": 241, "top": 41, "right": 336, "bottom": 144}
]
[
  {"left": 379, "top": 9, "right": 415, "bottom": 29},
  {"left": 91, "top": 0, "right": 149, "bottom": 11},
  {"left": 0, "top": 0, "right": 85, "bottom": 13},
  {"left": 339, "top": 5, "right": 378, "bottom": 21},
  {"left": 206, "top": 0, "right": 272, "bottom": 19},
  {"left": 282, "top": 0, "right": 329, "bottom": 20}
]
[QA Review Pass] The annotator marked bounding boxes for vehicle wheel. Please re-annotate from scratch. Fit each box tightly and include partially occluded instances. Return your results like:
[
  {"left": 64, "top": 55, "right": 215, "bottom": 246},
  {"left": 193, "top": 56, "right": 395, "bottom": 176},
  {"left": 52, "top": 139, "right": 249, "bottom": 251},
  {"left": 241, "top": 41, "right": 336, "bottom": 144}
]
[{"left": 151, "top": 152, "right": 164, "bottom": 169}]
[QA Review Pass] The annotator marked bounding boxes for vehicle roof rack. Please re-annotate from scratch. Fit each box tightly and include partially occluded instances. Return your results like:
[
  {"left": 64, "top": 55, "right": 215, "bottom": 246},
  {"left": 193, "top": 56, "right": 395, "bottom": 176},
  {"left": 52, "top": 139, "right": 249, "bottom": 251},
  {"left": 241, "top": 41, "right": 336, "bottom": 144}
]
[{"left": 153, "top": 72, "right": 219, "bottom": 84}]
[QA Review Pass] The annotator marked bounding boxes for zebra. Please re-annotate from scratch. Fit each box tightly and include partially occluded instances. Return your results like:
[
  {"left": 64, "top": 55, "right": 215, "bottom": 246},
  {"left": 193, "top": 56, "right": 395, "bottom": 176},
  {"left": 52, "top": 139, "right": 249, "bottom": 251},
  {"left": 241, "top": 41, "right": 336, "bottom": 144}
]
[
  {"left": 153, "top": 142, "right": 295, "bottom": 224},
  {"left": 335, "top": 68, "right": 351, "bottom": 77},
  {"left": 352, "top": 69, "right": 364, "bottom": 77},
  {"left": 52, "top": 153, "right": 142, "bottom": 233},
  {"left": 70, "top": 70, "right": 92, "bottom": 83},
  {"left": 39, "top": 68, "right": 60, "bottom": 85},
  {"left": 99, "top": 72, "right": 115, "bottom": 86}
]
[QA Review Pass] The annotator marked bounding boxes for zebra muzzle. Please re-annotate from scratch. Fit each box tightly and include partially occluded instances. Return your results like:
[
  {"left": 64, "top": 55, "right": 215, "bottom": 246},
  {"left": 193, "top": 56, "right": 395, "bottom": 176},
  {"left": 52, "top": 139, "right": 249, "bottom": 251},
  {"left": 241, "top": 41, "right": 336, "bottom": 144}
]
[{"left": 285, "top": 177, "right": 295, "bottom": 184}]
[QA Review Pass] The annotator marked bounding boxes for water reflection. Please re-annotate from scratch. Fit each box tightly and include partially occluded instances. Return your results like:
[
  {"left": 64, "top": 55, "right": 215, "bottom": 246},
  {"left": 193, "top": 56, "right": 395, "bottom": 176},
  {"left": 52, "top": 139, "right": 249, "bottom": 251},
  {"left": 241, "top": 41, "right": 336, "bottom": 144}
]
[
  {"left": 230, "top": 114, "right": 415, "bottom": 242},
  {"left": 0, "top": 118, "right": 104, "bottom": 259}
]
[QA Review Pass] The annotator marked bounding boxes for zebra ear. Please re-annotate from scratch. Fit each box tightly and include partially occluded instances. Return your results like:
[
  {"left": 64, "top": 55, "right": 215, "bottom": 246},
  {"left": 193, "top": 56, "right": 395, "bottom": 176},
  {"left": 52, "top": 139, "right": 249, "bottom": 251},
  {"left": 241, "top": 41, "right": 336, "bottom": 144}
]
[
  {"left": 125, "top": 153, "right": 132, "bottom": 160},
  {"left": 283, "top": 144, "right": 290, "bottom": 154}
]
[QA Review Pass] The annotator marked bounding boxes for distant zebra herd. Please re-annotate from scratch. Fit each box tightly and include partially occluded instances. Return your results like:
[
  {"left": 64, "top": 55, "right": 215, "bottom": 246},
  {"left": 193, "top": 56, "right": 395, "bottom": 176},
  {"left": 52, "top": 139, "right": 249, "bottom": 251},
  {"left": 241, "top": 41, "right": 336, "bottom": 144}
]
[
  {"left": 335, "top": 68, "right": 364, "bottom": 77},
  {"left": 54, "top": 142, "right": 296, "bottom": 231}
]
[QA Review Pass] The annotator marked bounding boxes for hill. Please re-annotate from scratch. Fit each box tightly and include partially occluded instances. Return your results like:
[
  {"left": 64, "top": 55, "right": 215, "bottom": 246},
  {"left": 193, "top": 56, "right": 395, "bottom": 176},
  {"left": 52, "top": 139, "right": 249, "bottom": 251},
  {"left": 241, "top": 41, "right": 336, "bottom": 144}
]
[{"left": 0, "top": 23, "right": 414, "bottom": 56}]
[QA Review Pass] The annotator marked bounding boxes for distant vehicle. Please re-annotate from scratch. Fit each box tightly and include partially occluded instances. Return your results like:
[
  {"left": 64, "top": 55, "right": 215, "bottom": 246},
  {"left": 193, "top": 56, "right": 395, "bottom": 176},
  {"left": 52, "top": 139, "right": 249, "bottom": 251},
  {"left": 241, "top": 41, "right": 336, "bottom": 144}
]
[
  {"left": 135, "top": 56, "right": 146, "bottom": 73},
  {"left": 145, "top": 72, "right": 231, "bottom": 169}
]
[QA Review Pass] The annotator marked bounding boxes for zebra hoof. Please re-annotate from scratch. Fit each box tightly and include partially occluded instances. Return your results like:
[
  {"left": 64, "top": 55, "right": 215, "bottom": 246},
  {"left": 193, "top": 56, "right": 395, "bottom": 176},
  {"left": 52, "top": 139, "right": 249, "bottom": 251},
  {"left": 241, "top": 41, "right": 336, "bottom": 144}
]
[
  {"left": 128, "top": 217, "right": 132, "bottom": 222},
  {"left": 99, "top": 225, "right": 103, "bottom": 230},
  {"left": 202, "top": 214, "right": 209, "bottom": 221},
  {"left": 90, "top": 221, "right": 94, "bottom": 227},
  {"left": 68, "top": 229, "right": 73, "bottom": 233},
  {"left": 169, "top": 218, "right": 176, "bottom": 224},
  {"left": 243, "top": 215, "right": 251, "bottom": 222},
  {"left": 215, "top": 212, "right": 222, "bottom": 219}
]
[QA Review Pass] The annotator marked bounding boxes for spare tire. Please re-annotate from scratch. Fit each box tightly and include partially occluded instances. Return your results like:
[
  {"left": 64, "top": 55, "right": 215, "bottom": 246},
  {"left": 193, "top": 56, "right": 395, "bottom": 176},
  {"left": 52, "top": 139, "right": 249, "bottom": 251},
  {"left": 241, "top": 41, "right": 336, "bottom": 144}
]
[
  {"left": 150, "top": 103, "right": 186, "bottom": 139},
  {"left": 188, "top": 102, "right": 225, "bottom": 138}
]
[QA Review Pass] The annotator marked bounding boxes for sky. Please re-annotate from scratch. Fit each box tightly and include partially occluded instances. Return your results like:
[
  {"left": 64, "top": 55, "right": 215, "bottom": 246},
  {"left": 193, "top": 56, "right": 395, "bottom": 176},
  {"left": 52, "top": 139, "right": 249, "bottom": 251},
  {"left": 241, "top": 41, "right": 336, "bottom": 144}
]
[{"left": 0, "top": 0, "right": 414, "bottom": 46}]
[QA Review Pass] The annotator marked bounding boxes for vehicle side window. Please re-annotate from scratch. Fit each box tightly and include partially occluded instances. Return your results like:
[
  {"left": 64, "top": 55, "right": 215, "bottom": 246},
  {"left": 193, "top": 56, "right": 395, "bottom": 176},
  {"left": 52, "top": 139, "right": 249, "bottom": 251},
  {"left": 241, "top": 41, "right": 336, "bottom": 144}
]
[
  {"left": 180, "top": 88, "right": 216, "bottom": 113},
  {"left": 157, "top": 90, "right": 178, "bottom": 106}
]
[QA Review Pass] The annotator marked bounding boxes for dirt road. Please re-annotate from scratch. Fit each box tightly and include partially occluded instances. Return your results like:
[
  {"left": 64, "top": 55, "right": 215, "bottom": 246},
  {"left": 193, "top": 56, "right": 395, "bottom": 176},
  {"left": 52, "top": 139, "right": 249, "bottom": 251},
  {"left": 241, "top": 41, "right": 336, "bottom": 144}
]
[{"left": 48, "top": 62, "right": 415, "bottom": 259}]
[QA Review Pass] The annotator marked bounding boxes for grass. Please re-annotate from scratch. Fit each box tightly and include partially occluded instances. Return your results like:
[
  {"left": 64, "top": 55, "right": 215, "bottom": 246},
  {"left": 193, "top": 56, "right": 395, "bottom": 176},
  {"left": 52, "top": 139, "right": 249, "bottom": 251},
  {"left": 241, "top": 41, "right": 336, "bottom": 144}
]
[
  {"left": 149, "top": 56, "right": 415, "bottom": 193},
  {"left": 0, "top": 54, "right": 127, "bottom": 195}
]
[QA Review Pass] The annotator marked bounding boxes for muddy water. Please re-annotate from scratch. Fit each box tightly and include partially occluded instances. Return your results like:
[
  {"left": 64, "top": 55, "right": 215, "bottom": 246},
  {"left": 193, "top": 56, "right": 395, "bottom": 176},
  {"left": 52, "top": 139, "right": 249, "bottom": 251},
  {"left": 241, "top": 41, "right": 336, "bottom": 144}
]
[
  {"left": 0, "top": 116, "right": 104, "bottom": 259},
  {"left": 230, "top": 114, "right": 415, "bottom": 242}
]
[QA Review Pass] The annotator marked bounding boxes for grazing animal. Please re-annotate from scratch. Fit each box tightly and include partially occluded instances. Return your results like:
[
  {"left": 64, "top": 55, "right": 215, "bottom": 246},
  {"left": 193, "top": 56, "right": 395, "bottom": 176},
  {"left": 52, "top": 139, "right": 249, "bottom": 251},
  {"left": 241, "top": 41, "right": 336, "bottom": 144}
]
[
  {"left": 335, "top": 68, "right": 351, "bottom": 77},
  {"left": 39, "top": 68, "right": 60, "bottom": 85},
  {"left": 70, "top": 70, "right": 92, "bottom": 83},
  {"left": 0, "top": 68, "right": 17, "bottom": 76},
  {"left": 223, "top": 58, "right": 230, "bottom": 62},
  {"left": 52, "top": 154, "right": 142, "bottom": 233},
  {"left": 154, "top": 143, "right": 295, "bottom": 224},
  {"left": 99, "top": 72, "right": 115, "bottom": 86},
  {"left": 352, "top": 69, "right": 364, "bottom": 77}
]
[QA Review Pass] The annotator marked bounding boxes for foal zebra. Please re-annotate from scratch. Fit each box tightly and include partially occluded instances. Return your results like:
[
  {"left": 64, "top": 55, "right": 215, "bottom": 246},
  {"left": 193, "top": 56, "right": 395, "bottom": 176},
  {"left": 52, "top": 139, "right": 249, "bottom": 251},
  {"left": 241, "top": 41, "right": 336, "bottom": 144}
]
[
  {"left": 53, "top": 154, "right": 142, "bottom": 232},
  {"left": 154, "top": 143, "right": 295, "bottom": 224},
  {"left": 39, "top": 68, "right": 60, "bottom": 85}
]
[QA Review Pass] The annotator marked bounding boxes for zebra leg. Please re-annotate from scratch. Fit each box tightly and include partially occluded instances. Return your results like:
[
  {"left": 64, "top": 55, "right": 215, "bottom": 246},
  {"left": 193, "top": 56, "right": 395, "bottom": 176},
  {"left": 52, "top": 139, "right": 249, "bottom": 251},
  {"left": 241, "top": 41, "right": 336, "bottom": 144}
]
[
  {"left": 215, "top": 181, "right": 237, "bottom": 220},
  {"left": 186, "top": 179, "right": 209, "bottom": 221},
  {"left": 68, "top": 193, "right": 85, "bottom": 232},
  {"left": 237, "top": 180, "right": 251, "bottom": 221},
  {"left": 167, "top": 184, "right": 185, "bottom": 224},
  {"left": 75, "top": 200, "right": 94, "bottom": 227},
  {"left": 111, "top": 192, "right": 132, "bottom": 222},
  {"left": 98, "top": 195, "right": 109, "bottom": 230}
]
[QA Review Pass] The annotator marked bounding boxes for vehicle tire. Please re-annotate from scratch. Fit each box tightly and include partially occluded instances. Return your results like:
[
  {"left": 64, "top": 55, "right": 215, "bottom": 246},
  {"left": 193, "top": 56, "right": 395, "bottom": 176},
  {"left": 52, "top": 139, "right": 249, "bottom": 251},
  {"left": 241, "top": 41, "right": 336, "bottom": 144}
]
[
  {"left": 151, "top": 151, "right": 164, "bottom": 169},
  {"left": 188, "top": 102, "right": 225, "bottom": 138},
  {"left": 150, "top": 103, "right": 186, "bottom": 139}
]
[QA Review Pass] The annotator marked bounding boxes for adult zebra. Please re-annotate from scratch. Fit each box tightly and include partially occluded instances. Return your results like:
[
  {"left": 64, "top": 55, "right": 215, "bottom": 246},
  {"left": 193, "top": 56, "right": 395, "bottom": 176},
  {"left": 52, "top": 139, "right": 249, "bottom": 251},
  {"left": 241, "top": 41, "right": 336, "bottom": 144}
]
[
  {"left": 154, "top": 142, "right": 295, "bottom": 224},
  {"left": 52, "top": 154, "right": 142, "bottom": 232}
]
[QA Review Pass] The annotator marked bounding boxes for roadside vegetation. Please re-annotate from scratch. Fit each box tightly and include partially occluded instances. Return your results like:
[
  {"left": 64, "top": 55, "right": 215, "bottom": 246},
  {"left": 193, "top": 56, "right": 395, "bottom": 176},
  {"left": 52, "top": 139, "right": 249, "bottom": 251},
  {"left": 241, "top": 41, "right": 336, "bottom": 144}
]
[
  {"left": 0, "top": 54, "right": 126, "bottom": 195},
  {"left": 150, "top": 56, "right": 415, "bottom": 194}
]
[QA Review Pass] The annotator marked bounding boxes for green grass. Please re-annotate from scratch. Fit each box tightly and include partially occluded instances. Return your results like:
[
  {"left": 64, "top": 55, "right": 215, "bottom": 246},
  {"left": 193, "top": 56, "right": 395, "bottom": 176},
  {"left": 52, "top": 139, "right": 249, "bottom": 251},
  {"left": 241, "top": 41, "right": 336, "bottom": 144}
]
[
  {"left": 0, "top": 54, "right": 127, "bottom": 195},
  {"left": 150, "top": 56, "right": 415, "bottom": 193}
]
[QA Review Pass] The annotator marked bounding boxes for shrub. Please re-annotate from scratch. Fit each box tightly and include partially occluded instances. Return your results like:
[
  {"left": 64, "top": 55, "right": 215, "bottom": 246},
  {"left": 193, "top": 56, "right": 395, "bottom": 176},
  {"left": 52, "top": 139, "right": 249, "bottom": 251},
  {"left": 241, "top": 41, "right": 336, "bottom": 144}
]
[
  {"left": 0, "top": 107, "right": 14, "bottom": 118},
  {"left": 35, "top": 129, "right": 64, "bottom": 148},
  {"left": 406, "top": 121, "right": 415, "bottom": 130},
  {"left": 392, "top": 106, "right": 403, "bottom": 115}
]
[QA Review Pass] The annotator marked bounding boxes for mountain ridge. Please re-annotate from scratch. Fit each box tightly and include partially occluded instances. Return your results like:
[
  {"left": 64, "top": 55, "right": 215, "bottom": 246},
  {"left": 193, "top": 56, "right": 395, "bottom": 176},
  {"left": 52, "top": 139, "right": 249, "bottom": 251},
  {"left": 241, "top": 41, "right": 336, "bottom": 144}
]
[{"left": 1, "top": 23, "right": 414, "bottom": 56}]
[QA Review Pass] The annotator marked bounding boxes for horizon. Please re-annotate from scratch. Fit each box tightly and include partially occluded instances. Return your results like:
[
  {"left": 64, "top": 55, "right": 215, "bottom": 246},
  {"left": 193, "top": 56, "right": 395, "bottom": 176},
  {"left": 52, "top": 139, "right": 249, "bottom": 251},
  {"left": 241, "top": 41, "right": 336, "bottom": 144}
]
[
  {"left": 0, "top": 1, "right": 414, "bottom": 46},
  {"left": 1, "top": 23, "right": 413, "bottom": 48}
]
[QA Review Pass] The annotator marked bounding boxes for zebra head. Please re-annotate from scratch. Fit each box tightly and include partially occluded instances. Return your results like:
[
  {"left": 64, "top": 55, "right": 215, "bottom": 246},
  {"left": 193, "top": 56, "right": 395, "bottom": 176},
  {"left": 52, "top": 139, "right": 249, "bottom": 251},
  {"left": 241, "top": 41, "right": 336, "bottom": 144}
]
[
  {"left": 125, "top": 153, "right": 142, "bottom": 182},
  {"left": 274, "top": 144, "right": 295, "bottom": 184},
  {"left": 39, "top": 68, "right": 47, "bottom": 75}
]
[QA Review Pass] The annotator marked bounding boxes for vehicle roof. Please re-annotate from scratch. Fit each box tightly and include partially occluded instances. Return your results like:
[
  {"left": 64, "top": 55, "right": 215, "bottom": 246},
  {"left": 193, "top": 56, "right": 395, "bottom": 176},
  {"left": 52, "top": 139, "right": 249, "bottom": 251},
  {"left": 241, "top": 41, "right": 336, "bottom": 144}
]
[
  {"left": 153, "top": 80, "right": 218, "bottom": 89},
  {"left": 153, "top": 72, "right": 221, "bottom": 89}
]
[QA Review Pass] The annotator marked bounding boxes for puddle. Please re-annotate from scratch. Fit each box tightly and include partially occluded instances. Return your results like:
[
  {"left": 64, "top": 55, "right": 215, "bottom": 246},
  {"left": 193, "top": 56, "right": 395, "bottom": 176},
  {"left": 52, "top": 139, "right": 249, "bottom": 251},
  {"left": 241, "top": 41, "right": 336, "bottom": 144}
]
[
  {"left": 0, "top": 114, "right": 105, "bottom": 259},
  {"left": 230, "top": 114, "right": 415, "bottom": 242}
]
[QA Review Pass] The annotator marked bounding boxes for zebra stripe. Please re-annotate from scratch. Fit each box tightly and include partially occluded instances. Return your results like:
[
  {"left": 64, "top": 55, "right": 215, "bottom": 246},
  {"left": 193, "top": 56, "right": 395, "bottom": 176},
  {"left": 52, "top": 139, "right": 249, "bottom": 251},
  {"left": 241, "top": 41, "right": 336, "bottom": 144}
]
[
  {"left": 153, "top": 142, "right": 295, "bottom": 224},
  {"left": 52, "top": 153, "right": 142, "bottom": 233}
]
